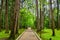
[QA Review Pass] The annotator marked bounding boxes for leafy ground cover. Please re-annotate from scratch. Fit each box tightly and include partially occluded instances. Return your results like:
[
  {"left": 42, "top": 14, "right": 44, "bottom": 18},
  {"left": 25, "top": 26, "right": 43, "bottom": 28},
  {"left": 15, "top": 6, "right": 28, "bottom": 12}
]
[
  {"left": 0, "top": 29, "right": 25, "bottom": 40},
  {"left": 38, "top": 29, "right": 60, "bottom": 40}
]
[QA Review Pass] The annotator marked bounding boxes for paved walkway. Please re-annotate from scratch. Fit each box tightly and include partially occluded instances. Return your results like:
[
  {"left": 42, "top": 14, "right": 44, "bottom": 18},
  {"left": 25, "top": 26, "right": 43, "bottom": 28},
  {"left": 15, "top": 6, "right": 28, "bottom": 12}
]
[{"left": 19, "top": 28, "right": 39, "bottom": 40}]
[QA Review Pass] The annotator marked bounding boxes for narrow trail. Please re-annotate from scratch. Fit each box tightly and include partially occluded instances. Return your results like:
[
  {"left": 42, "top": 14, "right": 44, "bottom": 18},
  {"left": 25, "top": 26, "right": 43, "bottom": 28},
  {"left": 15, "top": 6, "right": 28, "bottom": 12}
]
[{"left": 18, "top": 28, "right": 40, "bottom": 40}]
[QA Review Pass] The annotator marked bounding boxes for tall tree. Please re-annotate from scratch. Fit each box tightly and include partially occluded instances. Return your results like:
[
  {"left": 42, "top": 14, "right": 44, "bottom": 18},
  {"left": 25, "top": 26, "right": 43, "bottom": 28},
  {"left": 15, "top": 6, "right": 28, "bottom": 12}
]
[
  {"left": 9, "top": 0, "right": 15, "bottom": 39},
  {"left": 39, "top": 0, "right": 45, "bottom": 37},
  {"left": 14, "top": 0, "right": 20, "bottom": 34},
  {"left": 57, "top": 0, "right": 59, "bottom": 29},
  {"left": 49, "top": 0, "right": 55, "bottom": 36},
  {"left": 0, "top": 0, "right": 3, "bottom": 31},
  {"left": 40, "top": 0, "right": 41, "bottom": 31},
  {"left": 16, "top": 0, "right": 20, "bottom": 34},
  {"left": 40, "top": 0, "right": 45, "bottom": 31},
  {"left": 48, "top": 0, "right": 51, "bottom": 28},
  {"left": 9, "top": 0, "right": 20, "bottom": 39},
  {"left": 36, "top": 0, "right": 40, "bottom": 32},
  {"left": 5, "top": 0, "right": 9, "bottom": 33}
]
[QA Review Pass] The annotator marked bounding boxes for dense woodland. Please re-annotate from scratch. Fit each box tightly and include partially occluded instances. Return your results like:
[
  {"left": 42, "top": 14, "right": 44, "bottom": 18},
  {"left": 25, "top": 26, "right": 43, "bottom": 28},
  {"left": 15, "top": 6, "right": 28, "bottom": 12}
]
[{"left": 0, "top": 0, "right": 60, "bottom": 40}]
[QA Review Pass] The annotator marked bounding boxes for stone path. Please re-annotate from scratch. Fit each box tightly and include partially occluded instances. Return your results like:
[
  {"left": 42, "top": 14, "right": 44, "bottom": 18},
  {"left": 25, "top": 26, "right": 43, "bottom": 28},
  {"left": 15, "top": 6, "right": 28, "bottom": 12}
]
[{"left": 19, "top": 28, "right": 39, "bottom": 40}]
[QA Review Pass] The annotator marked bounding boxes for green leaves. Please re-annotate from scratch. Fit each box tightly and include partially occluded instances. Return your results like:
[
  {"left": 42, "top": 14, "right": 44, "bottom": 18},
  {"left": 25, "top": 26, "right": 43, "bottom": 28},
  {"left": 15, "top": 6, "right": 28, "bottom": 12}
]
[{"left": 19, "top": 8, "right": 35, "bottom": 28}]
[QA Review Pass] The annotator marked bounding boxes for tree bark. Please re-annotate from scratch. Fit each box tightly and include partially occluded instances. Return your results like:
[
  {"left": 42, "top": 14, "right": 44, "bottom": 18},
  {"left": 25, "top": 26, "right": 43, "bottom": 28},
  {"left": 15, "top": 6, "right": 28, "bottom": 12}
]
[
  {"left": 40, "top": 1, "right": 44, "bottom": 31},
  {"left": 0, "top": 0, "right": 4, "bottom": 31},
  {"left": 16, "top": 0, "right": 20, "bottom": 34},
  {"left": 5, "top": 0, "right": 9, "bottom": 33},
  {"left": 40, "top": 1, "right": 41, "bottom": 31},
  {"left": 49, "top": 0, "right": 55, "bottom": 36},
  {"left": 9, "top": 0, "right": 20, "bottom": 39},
  {"left": 9, "top": 0, "right": 15, "bottom": 39},
  {"left": 14, "top": 0, "right": 20, "bottom": 34},
  {"left": 57, "top": 0, "right": 59, "bottom": 30},
  {"left": 36, "top": 0, "right": 40, "bottom": 32}
]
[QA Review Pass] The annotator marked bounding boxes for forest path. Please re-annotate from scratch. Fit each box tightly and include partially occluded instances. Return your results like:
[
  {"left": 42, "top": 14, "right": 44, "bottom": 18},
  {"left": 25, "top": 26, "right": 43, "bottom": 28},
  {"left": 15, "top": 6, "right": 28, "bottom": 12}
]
[{"left": 18, "top": 27, "right": 40, "bottom": 40}]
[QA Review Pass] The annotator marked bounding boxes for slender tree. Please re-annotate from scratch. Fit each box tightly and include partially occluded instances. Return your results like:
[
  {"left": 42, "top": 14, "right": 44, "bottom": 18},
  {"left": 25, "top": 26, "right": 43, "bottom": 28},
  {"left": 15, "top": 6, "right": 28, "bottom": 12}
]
[
  {"left": 49, "top": 0, "right": 51, "bottom": 28},
  {"left": 5, "top": 0, "right": 9, "bottom": 33},
  {"left": 49, "top": 0, "right": 55, "bottom": 36},
  {"left": 14, "top": 0, "right": 20, "bottom": 34},
  {"left": 16, "top": 0, "right": 20, "bottom": 34},
  {"left": 40, "top": 0, "right": 45, "bottom": 31},
  {"left": 9, "top": 0, "right": 20, "bottom": 39},
  {"left": 0, "top": 0, "right": 4, "bottom": 31},
  {"left": 39, "top": 0, "right": 45, "bottom": 37},
  {"left": 57, "top": 0, "right": 59, "bottom": 29},
  {"left": 41, "top": 3, "right": 45, "bottom": 30},
  {"left": 9, "top": 0, "right": 15, "bottom": 39},
  {"left": 40, "top": 1, "right": 41, "bottom": 31},
  {"left": 36, "top": 0, "right": 40, "bottom": 32}
]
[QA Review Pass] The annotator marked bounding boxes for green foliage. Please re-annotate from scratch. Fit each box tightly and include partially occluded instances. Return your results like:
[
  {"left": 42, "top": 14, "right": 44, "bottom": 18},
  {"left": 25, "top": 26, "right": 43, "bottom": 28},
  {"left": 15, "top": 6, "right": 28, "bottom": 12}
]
[
  {"left": 15, "top": 29, "right": 25, "bottom": 39},
  {"left": 44, "top": 16, "right": 49, "bottom": 28},
  {"left": 0, "top": 30, "right": 10, "bottom": 38},
  {"left": 19, "top": 8, "right": 35, "bottom": 28},
  {"left": 38, "top": 29, "right": 60, "bottom": 40}
]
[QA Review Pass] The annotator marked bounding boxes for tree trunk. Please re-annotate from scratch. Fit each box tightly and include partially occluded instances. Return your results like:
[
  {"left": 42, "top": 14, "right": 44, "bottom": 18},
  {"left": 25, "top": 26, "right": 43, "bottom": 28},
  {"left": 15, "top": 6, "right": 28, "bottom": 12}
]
[
  {"left": 40, "top": 1, "right": 41, "bottom": 31},
  {"left": 57, "top": 0, "right": 59, "bottom": 30},
  {"left": 9, "top": 0, "right": 20, "bottom": 39},
  {"left": 0, "top": 0, "right": 4, "bottom": 31},
  {"left": 36, "top": 0, "right": 40, "bottom": 32},
  {"left": 16, "top": 0, "right": 20, "bottom": 34},
  {"left": 40, "top": 1, "right": 44, "bottom": 31},
  {"left": 5, "top": 0, "right": 9, "bottom": 33},
  {"left": 41, "top": 11, "right": 44, "bottom": 29},
  {"left": 14, "top": 0, "right": 20, "bottom": 34},
  {"left": 9, "top": 0, "right": 15, "bottom": 39},
  {"left": 49, "top": 0, "right": 55, "bottom": 36},
  {"left": 49, "top": 11, "right": 51, "bottom": 28},
  {"left": 39, "top": 1, "right": 44, "bottom": 37}
]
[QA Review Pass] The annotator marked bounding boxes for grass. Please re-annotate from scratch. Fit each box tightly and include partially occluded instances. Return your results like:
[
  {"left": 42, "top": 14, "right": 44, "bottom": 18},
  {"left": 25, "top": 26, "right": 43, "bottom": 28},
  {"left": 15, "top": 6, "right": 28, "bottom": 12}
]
[
  {"left": 37, "top": 29, "right": 60, "bottom": 40},
  {"left": 0, "top": 30, "right": 10, "bottom": 38},
  {"left": 0, "top": 29, "right": 25, "bottom": 39},
  {"left": 18, "top": 29, "right": 25, "bottom": 34}
]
